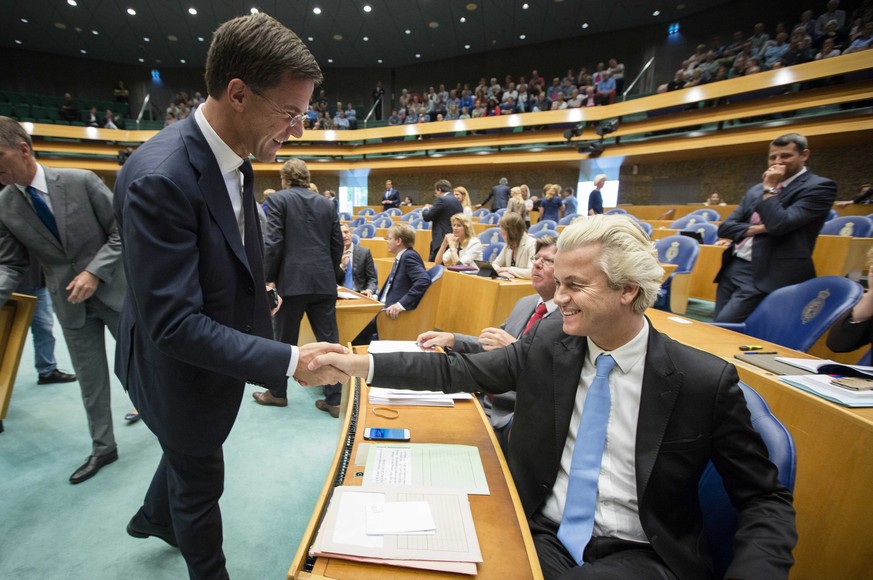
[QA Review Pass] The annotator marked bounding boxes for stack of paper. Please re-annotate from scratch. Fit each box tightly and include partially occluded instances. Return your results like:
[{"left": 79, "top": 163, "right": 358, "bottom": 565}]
[
  {"left": 775, "top": 357, "right": 873, "bottom": 378},
  {"left": 368, "top": 387, "right": 472, "bottom": 407},
  {"left": 780, "top": 374, "right": 873, "bottom": 407}
]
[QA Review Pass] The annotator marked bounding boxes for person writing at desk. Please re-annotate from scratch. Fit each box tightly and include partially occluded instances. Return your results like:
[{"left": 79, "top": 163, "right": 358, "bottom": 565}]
[
  {"left": 827, "top": 246, "right": 873, "bottom": 354},
  {"left": 492, "top": 212, "right": 536, "bottom": 279},
  {"left": 434, "top": 213, "right": 482, "bottom": 267},
  {"left": 311, "top": 215, "right": 797, "bottom": 579}
]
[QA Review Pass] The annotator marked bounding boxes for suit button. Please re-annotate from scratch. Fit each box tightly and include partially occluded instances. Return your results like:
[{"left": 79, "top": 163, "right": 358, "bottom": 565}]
[
  {"left": 244, "top": 324, "right": 252, "bottom": 333},
  {"left": 541, "top": 482, "right": 550, "bottom": 492}
]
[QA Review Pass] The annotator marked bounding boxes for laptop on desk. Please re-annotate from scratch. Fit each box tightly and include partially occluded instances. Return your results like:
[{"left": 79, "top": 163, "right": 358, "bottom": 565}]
[{"left": 473, "top": 260, "right": 510, "bottom": 280}]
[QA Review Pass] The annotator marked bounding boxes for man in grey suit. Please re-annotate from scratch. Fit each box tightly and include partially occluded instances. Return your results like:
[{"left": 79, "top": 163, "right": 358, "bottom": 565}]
[
  {"left": 253, "top": 158, "right": 344, "bottom": 415},
  {"left": 337, "top": 223, "right": 378, "bottom": 296},
  {"left": 0, "top": 116, "right": 127, "bottom": 484},
  {"left": 416, "top": 235, "right": 558, "bottom": 451}
]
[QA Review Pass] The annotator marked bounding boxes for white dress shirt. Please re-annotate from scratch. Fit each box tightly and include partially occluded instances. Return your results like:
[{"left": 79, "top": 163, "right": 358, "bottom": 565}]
[{"left": 17, "top": 164, "right": 51, "bottom": 210}]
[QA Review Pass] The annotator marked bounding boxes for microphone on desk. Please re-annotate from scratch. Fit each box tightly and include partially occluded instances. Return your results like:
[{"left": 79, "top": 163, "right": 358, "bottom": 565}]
[{"left": 656, "top": 209, "right": 676, "bottom": 220}]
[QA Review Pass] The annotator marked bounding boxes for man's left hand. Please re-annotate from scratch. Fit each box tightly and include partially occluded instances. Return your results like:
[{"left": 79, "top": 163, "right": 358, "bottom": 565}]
[
  {"left": 66, "top": 271, "right": 99, "bottom": 304},
  {"left": 385, "top": 303, "right": 404, "bottom": 319},
  {"left": 478, "top": 327, "right": 517, "bottom": 350},
  {"left": 294, "top": 342, "right": 350, "bottom": 386}
]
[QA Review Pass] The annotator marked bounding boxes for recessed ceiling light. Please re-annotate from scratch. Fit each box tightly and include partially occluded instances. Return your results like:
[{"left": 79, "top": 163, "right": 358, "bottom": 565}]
[
  {"left": 168, "top": 35, "right": 178, "bottom": 41},
  {"left": 54, "top": 22, "right": 67, "bottom": 29},
  {"left": 308, "top": 36, "right": 314, "bottom": 41},
  {"left": 198, "top": 36, "right": 204, "bottom": 41},
  {"left": 652, "top": 10, "right": 660, "bottom": 16},
  {"left": 363, "top": 4, "right": 372, "bottom": 12},
  {"left": 144, "top": 36, "right": 150, "bottom": 42},
  {"left": 377, "top": 59, "right": 383, "bottom": 63},
  {"left": 67, "top": 0, "right": 77, "bottom": 6},
  {"left": 188, "top": 8, "right": 197, "bottom": 16},
  {"left": 15, "top": 39, "right": 22, "bottom": 44},
  {"left": 80, "top": 49, "right": 87, "bottom": 54},
  {"left": 180, "top": 59, "right": 186, "bottom": 63},
  {"left": 333, "top": 34, "right": 343, "bottom": 40},
  {"left": 464, "top": 44, "right": 470, "bottom": 49},
  {"left": 313, "top": 7, "right": 322, "bottom": 14},
  {"left": 415, "top": 53, "right": 421, "bottom": 58},
  {"left": 581, "top": 23, "right": 589, "bottom": 29},
  {"left": 405, "top": 29, "right": 411, "bottom": 34},
  {"left": 428, "top": 21, "right": 439, "bottom": 29},
  {"left": 91, "top": 30, "right": 99, "bottom": 35},
  {"left": 250, "top": 8, "right": 259, "bottom": 14},
  {"left": 138, "top": 57, "right": 144, "bottom": 62},
  {"left": 20, "top": 18, "right": 28, "bottom": 23},
  {"left": 519, "top": 34, "right": 526, "bottom": 39},
  {"left": 327, "top": 58, "right": 333, "bottom": 63},
  {"left": 127, "top": 8, "right": 136, "bottom": 16},
  {"left": 363, "top": 36, "right": 369, "bottom": 41},
  {"left": 523, "top": 3, "right": 529, "bottom": 8},
  {"left": 460, "top": 17, "right": 466, "bottom": 23}
]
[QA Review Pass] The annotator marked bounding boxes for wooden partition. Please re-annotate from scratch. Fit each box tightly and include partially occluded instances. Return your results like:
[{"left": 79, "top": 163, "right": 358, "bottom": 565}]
[{"left": 0, "top": 293, "right": 37, "bottom": 433}]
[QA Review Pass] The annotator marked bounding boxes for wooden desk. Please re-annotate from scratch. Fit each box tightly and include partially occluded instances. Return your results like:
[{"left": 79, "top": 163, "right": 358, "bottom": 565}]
[
  {"left": 289, "top": 375, "right": 542, "bottom": 579},
  {"left": 688, "top": 244, "right": 726, "bottom": 302},
  {"left": 297, "top": 291, "right": 384, "bottom": 346},
  {"left": 0, "top": 293, "right": 37, "bottom": 433},
  {"left": 373, "top": 228, "right": 432, "bottom": 262},
  {"left": 811, "top": 235, "right": 872, "bottom": 280},
  {"left": 647, "top": 309, "right": 873, "bottom": 579},
  {"left": 434, "top": 271, "right": 536, "bottom": 336},
  {"left": 359, "top": 237, "right": 391, "bottom": 261}
]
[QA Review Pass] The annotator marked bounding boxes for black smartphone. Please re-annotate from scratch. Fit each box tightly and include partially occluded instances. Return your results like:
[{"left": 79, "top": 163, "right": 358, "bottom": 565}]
[{"left": 268, "top": 288, "right": 279, "bottom": 309}]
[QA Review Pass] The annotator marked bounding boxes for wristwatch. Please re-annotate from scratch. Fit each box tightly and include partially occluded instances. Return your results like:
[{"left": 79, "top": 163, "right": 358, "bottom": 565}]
[{"left": 763, "top": 187, "right": 779, "bottom": 194}]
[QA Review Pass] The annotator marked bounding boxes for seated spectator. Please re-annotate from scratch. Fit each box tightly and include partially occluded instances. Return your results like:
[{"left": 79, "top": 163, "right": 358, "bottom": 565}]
[
  {"left": 749, "top": 22, "right": 770, "bottom": 55},
  {"left": 595, "top": 71, "right": 617, "bottom": 105},
  {"left": 113, "top": 80, "right": 129, "bottom": 104},
  {"left": 102, "top": 109, "right": 119, "bottom": 130},
  {"left": 540, "top": 183, "right": 563, "bottom": 222},
  {"left": 435, "top": 213, "right": 483, "bottom": 267},
  {"left": 667, "top": 69, "right": 687, "bottom": 90},
  {"left": 608, "top": 57, "right": 625, "bottom": 94},
  {"left": 816, "top": 36, "right": 842, "bottom": 58},
  {"left": 453, "top": 186, "right": 473, "bottom": 217},
  {"left": 333, "top": 111, "right": 350, "bottom": 130},
  {"left": 59, "top": 93, "right": 79, "bottom": 123},
  {"left": 399, "top": 195, "right": 414, "bottom": 206},
  {"left": 163, "top": 112, "right": 176, "bottom": 127},
  {"left": 492, "top": 212, "right": 536, "bottom": 279},
  {"left": 337, "top": 224, "right": 378, "bottom": 296},
  {"left": 705, "top": 192, "right": 727, "bottom": 206},
  {"left": 761, "top": 32, "right": 791, "bottom": 68},
  {"left": 843, "top": 21, "right": 873, "bottom": 52},
  {"left": 835, "top": 183, "right": 873, "bottom": 206},
  {"left": 817, "top": 18, "right": 847, "bottom": 49},
  {"left": 723, "top": 30, "right": 747, "bottom": 57},
  {"left": 388, "top": 110, "right": 403, "bottom": 125},
  {"left": 799, "top": 9, "right": 817, "bottom": 38},
  {"left": 86, "top": 106, "right": 100, "bottom": 127},
  {"left": 815, "top": 0, "right": 847, "bottom": 37}
]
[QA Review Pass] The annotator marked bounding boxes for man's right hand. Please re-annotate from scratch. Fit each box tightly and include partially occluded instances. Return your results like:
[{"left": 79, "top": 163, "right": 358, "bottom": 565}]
[
  {"left": 294, "top": 342, "right": 350, "bottom": 386},
  {"left": 417, "top": 330, "right": 455, "bottom": 350},
  {"left": 308, "top": 353, "right": 371, "bottom": 378}
]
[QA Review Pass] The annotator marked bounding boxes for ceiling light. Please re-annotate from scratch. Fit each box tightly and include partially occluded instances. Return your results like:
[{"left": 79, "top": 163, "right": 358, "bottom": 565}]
[
  {"left": 20, "top": 18, "right": 28, "bottom": 23},
  {"left": 415, "top": 53, "right": 421, "bottom": 58},
  {"left": 313, "top": 7, "right": 322, "bottom": 14},
  {"left": 74, "top": 26, "right": 82, "bottom": 32},
  {"left": 15, "top": 39, "right": 22, "bottom": 44},
  {"left": 405, "top": 29, "right": 411, "bottom": 34},
  {"left": 428, "top": 21, "right": 439, "bottom": 28},
  {"left": 250, "top": 8, "right": 259, "bottom": 14},
  {"left": 127, "top": 8, "right": 136, "bottom": 16},
  {"left": 144, "top": 36, "right": 150, "bottom": 41},
  {"left": 138, "top": 57, "right": 144, "bottom": 62},
  {"left": 188, "top": 8, "right": 197, "bottom": 15},
  {"left": 523, "top": 3, "right": 529, "bottom": 8},
  {"left": 363, "top": 4, "right": 372, "bottom": 12},
  {"left": 464, "top": 44, "right": 470, "bottom": 49},
  {"left": 519, "top": 34, "right": 526, "bottom": 39},
  {"left": 363, "top": 36, "right": 369, "bottom": 41},
  {"left": 377, "top": 59, "right": 383, "bottom": 63},
  {"left": 327, "top": 58, "right": 333, "bottom": 63},
  {"left": 54, "top": 22, "right": 67, "bottom": 29},
  {"left": 198, "top": 36, "right": 204, "bottom": 41},
  {"left": 180, "top": 59, "right": 186, "bottom": 63},
  {"left": 333, "top": 34, "right": 343, "bottom": 40},
  {"left": 67, "top": 0, "right": 77, "bottom": 6},
  {"left": 653, "top": 10, "right": 660, "bottom": 16},
  {"left": 460, "top": 17, "right": 466, "bottom": 23},
  {"left": 92, "top": 30, "right": 99, "bottom": 35},
  {"left": 308, "top": 36, "right": 314, "bottom": 41},
  {"left": 582, "top": 23, "right": 589, "bottom": 29},
  {"left": 466, "top": 3, "right": 478, "bottom": 10},
  {"left": 80, "top": 49, "right": 87, "bottom": 54}
]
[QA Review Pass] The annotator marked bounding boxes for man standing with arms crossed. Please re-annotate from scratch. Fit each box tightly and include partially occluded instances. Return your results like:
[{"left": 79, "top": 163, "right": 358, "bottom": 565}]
[{"left": 114, "top": 14, "right": 346, "bottom": 578}]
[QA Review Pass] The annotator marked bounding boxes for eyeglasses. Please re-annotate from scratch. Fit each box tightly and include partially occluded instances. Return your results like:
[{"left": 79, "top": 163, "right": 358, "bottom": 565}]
[
  {"left": 532, "top": 255, "right": 555, "bottom": 266},
  {"left": 249, "top": 86, "right": 307, "bottom": 128}
]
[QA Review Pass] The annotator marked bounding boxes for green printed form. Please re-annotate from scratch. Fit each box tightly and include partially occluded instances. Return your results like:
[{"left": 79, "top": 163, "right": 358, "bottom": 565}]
[{"left": 362, "top": 444, "right": 490, "bottom": 495}]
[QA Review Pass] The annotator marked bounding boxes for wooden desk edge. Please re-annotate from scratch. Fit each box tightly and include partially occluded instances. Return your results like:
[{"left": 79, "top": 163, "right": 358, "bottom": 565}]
[{"left": 0, "top": 293, "right": 38, "bottom": 421}]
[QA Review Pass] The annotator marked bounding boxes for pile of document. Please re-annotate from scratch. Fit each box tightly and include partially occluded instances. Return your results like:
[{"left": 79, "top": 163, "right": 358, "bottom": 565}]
[
  {"left": 777, "top": 357, "right": 873, "bottom": 407},
  {"left": 368, "top": 387, "right": 472, "bottom": 407},
  {"left": 310, "top": 444, "right": 488, "bottom": 574}
]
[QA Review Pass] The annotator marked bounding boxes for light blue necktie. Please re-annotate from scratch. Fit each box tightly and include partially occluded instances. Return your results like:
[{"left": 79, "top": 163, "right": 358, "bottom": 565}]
[
  {"left": 558, "top": 353, "right": 616, "bottom": 565},
  {"left": 27, "top": 186, "right": 61, "bottom": 242},
  {"left": 343, "top": 250, "right": 355, "bottom": 290}
]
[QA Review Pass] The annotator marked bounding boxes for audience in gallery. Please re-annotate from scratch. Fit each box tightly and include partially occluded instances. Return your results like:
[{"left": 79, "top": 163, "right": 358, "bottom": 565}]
[
  {"left": 433, "top": 213, "right": 484, "bottom": 268},
  {"left": 492, "top": 212, "right": 537, "bottom": 279}
]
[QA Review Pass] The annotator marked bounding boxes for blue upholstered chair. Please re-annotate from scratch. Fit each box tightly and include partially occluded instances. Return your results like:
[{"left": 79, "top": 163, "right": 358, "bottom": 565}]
[
  {"left": 494, "top": 208, "right": 507, "bottom": 216},
  {"left": 681, "top": 222, "right": 720, "bottom": 245},
  {"left": 711, "top": 276, "right": 863, "bottom": 352},
  {"left": 357, "top": 207, "right": 375, "bottom": 216},
  {"left": 352, "top": 224, "right": 376, "bottom": 239},
  {"left": 529, "top": 220, "right": 557, "bottom": 234},
  {"left": 415, "top": 220, "right": 431, "bottom": 230},
  {"left": 532, "top": 229, "right": 559, "bottom": 239},
  {"left": 605, "top": 208, "right": 628, "bottom": 215},
  {"left": 653, "top": 235, "right": 700, "bottom": 314},
  {"left": 478, "top": 227, "right": 503, "bottom": 245},
  {"left": 558, "top": 214, "right": 580, "bottom": 226},
  {"left": 372, "top": 216, "right": 393, "bottom": 229},
  {"left": 482, "top": 242, "right": 505, "bottom": 262},
  {"left": 688, "top": 207, "right": 722, "bottom": 222},
  {"left": 480, "top": 213, "right": 501, "bottom": 225},
  {"left": 351, "top": 234, "right": 360, "bottom": 245},
  {"left": 698, "top": 381, "right": 796, "bottom": 578},
  {"left": 400, "top": 212, "right": 419, "bottom": 222},
  {"left": 669, "top": 213, "right": 709, "bottom": 229},
  {"left": 349, "top": 216, "right": 367, "bottom": 227},
  {"left": 472, "top": 208, "right": 491, "bottom": 218},
  {"left": 384, "top": 208, "right": 402, "bottom": 216},
  {"left": 819, "top": 215, "right": 873, "bottom": 237},
  {"left": 338, "top": 212, "right": 352, "bottom": 222},
  {"left": 634, "top": 220, "right": 654, "bottom": 238},
  {"left": 826, "top": 208, "right": 839, "bottom": 222}
]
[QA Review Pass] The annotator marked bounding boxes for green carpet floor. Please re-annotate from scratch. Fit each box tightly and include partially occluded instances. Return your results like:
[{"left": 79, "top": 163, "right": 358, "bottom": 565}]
[{"left": 0, "top": 321, "right": 339, "bottom": 579}]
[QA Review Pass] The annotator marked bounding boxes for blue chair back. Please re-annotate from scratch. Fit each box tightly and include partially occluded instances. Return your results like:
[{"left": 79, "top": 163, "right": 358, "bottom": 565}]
[
  {"left": 532, "top": 228, "right": 559, "bottom": 239},
  {"left": 635, "top": 220, "right": 654, "bottom": 238},
  {"left": 478, "top": 227, "right": 504, "bottom": 245},
  {"left": 385, "top": 208, "right": 402, "bottom": 216},
  {"left": 859, "top": 349, "right": 872, "bottom": 366},
  {"left": 400, "top": 212, "right": 419, "bottom": 222},
  {"left": 688, "top": 208, "right": 722, "bottom": 222},
  {"left": 718, "top": 276, "right": 863, "bottom": 352},
  {"left": 482, "top": 242, "right": 504, "bottom": 262},
  {"left": 653, "top": 235, "right": 700, "bottom": 275},
  {"left": 357, "top": 207, "right": 375, "bottom": 216},
  {"left": 372, "top": 216, "right": 393, "bottom": 229},
  {"left": 480, "top": 213, "right": 501, "bottom": 225},
  {"left": 339, "top": 212, "right": 352, "bottom": 221},
  {"left": 494, "top": 208, "right": 507, "bottom": 216},
  {"left": 416, "top": 220, "right": 431, "bottom": 230},
  {"left": 820, "top": 215, "right": 873, "bottom": 237},
  {"left": 352, "top": 224, "right": 376, "bottom": 239},
  {"left": 558, "top": 214, "right": 580, "bottom": 226},
  {"left": 826, "top": 208, "right": 839, "bottom": 221},
  {"left": 699, "top": 382, "right": 796, "bottom": 579},
  {"left": 605, "top": 208, "right": 627, "bottom": 215},
  {"left": 427, "top": 264, "right": 444, "bottom": 282},
  {"left": 529, "top": 220, "right": 557, "bottom": 234},
  {"left": 351, "top": 234, "right": 360, "bottom": 245},
  {"left": 682, "top": 222, "right": 720, "bottom": 245},
  {"left": 472, "top": 208, "right": 491, "bottom": 218},
  {"left": 349, "top": 216, "right": 367, "bottom": 227},
  {"left": 669, "top": 214, "right": 709, "bottom": 229}
]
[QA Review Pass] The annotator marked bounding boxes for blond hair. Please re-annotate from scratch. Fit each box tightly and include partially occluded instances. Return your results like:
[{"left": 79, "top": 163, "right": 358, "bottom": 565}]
[
  {"left": 453, "top": 186, "right": 472, "bottom": 209},
  {"left": 451, "top": 213, "right": 475, "bottom": 241},
  {"left": 388, "top": 223, "right": 416, "bottom": 248}
]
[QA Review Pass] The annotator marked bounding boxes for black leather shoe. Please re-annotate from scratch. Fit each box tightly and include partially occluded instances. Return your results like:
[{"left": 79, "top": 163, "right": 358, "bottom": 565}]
[
  {"left": 127, "top": 508, "right": 178, "bottom": 548},
  {"left": 69, "top": 450, "right": 118, "bottom": 484},
  {"left": 38, "top": 369, "right": 77, "bottom": 384},
  {"left": 315, "top": 399, "right": 340, "bottom": 418}
]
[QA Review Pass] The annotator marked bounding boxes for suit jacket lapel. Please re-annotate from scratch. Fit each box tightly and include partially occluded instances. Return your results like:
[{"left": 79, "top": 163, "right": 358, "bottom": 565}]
[
  {"left": 179, "top": 117, "right": 251, "bottom": 278},
  {"left": 27, "top": 170, "right": 64, "bottom": 250},
  {"left": 553, "top": 334, "right": 586, "bottom": 461},
  {"left": 777, "top": 170, "right": 810, "bottom": 204},
  {"left": 635, "top": 326, "right": 681, "bottom": 498}
]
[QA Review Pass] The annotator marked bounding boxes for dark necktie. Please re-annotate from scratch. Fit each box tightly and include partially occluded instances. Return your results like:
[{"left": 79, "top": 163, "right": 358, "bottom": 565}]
[
  {"left": 343, "top": 251, "right": 355, "bottom": 290},
  {"left": 27, "top": 186, "right": 61, "bottom": 242},
  {"left": 239, "top": 160, "right": 269, "bottom": 329},
  {"left": 522, "top": 302, "right": 548, "bottom": 335},
  {"left": 558, "top": 353, "right": 617, "bottom": 565}
]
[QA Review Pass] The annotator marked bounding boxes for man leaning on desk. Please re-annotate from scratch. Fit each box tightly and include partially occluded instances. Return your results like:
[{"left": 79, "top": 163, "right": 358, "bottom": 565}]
[{"left": 312, "top": 215, "right": 797, "bottom": 579}]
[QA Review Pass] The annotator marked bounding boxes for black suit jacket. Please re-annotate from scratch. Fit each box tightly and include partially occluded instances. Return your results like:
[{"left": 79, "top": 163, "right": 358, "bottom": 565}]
[
  {"left": 422, "top": 194, "right": 464, "bottom": 256},
  {"left": 381, "top": 248, "right": 431, "bottom": 311},
  {"left": 264, "top": 186, "right": 343, "bottom": 297},
  {"left": 337, "top": 244, "right": 378, "bottom": 294},
  {"left": 382, "top": 188, "right": 400, "bottom": 209},
  {"left": 114, "top": 115, "right": 291, "bottom": 455},
  {"left": 372, "top": 318, "right": 796, "bottom": 579},
  {"left": 482, "top": 184, "right": 510, "bottom": 210},
  {"left": 588, "top": 189, "right": 604, "bottom": 215},
  {"left": 716, "top": 170, "right": 836, "bottom": 293}
]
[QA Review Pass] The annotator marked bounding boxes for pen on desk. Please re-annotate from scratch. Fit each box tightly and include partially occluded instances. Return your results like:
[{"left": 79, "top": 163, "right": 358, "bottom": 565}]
[{"left": 742, "top": 351, "right": 778, "bottom": 355}]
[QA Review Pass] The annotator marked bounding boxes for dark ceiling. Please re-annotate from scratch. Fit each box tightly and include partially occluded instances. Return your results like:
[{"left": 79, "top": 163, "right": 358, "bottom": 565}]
[{"left": 2, "top": 0, "right": 735, "bottom": 69}]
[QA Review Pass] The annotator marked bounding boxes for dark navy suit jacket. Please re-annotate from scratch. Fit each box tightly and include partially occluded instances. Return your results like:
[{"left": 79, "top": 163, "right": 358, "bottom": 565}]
[
  {"left": 382, "top": 188, "right": 400, "bottom": 209},
  {"left": 381, "top": 248, "right": 431, "bottom": 311}
]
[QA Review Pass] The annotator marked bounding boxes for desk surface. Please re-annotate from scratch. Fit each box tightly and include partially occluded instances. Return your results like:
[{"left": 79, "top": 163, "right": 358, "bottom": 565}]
[
  {"left": 297, "top": 290, "right": 383, "bottom": 347},
  {"left": 289, "top": 374, "right": 542, "bottom": 579}
]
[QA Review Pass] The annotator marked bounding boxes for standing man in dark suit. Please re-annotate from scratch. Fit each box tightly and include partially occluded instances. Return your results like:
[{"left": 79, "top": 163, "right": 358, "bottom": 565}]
[
  {"left": 114, "top": 14, "right": 347, "bottom": 578},
  {"left": 313, "top": 215, "right": 797, "bottom": 578},
  {"left": 0, "top": 116, "right": 127, "bottom": 484},
  {"left": 416, "top": 235, "right": 558, "bottom": 452},
  {"left": 337, "top": 223, "right": 378, "bottom": 296},
  {"left": 422, "top": 179, "right": 463, "bottom": 261},
  {"left": 714, "top": 133, "right": 836, "bottom": 323},
  {"left": 353, "top": 224, "right": 431, "bottom": 344},
  {"left": 478, "top": 176, "right": 510, "bottom": 211},
  {"left": 381, "top": 179, "right": 400, "bottom": 210},
  {"left": 252, "top": 158, "right": 344, "bottom": 415},
  {"left": 588, "top": 174, "right": 606, "bottom": 215}
]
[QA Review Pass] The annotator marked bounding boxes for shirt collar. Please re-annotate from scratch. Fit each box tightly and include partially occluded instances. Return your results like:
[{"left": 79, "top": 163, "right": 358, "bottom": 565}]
[
  {"left": 194, "top": 105, "right": 248, "bottom": 174},
  {"left": 585, "top": 317, "right": 649, "bottom": 375},
  {"left": 779, "top": 166, "right": 807, "bottom": 189},
  {"left": 17, "top": 163, "right": 48, "bottom": 195}
]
